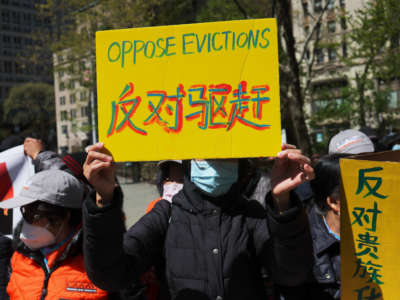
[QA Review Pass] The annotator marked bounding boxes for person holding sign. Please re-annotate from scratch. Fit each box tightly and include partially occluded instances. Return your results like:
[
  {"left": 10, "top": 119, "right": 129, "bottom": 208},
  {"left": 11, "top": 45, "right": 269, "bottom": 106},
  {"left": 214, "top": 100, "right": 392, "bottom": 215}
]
[
  {"left": 279, "top": 154, "right": 347, "bottom": 300},
  {"left": 82, "top": 142, "right": 314, "bottom": 300}
]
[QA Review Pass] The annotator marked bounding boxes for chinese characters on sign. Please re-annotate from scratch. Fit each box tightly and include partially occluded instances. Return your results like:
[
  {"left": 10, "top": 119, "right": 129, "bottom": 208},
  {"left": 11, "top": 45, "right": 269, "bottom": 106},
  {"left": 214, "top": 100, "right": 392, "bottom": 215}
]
[
  {"left": 96, "top": 19, "right": 281, "bottom": 161},
  {"left": 106, "top": 81, "right": 272, "bottom": 137},
  {"left": 352, "top": 167, "right": 386, "bottom": 300}
]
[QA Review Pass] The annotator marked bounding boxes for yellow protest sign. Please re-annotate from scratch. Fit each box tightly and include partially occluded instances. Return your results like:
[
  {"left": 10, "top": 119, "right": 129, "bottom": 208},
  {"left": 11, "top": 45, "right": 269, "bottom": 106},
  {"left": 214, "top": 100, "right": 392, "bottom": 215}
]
[
  {"left": 96, "top": 19, "right": 281, "bottom": 162},
  {"left": 340, "top": 151, "right": 400, "bottom": 299}
]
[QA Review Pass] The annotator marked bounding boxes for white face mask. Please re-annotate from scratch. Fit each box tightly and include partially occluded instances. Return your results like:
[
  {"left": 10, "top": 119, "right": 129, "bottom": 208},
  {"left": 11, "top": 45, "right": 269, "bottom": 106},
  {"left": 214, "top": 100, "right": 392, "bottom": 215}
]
[
  {"left": 162, "top": 183, "right": 183, "bottom": 202},
  {"left": 20, "top": 220, "right": 58, "bottom": 250}
]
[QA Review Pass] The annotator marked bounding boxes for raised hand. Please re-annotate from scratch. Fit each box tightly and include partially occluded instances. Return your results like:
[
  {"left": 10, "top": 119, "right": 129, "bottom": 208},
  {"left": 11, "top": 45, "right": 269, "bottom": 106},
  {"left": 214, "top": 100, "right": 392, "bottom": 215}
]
[
  {"left": 83, "top": 142, "right": 115, "bottom": 205},
  {"left": 270, "top": 144, "right": 314, "bottom": 211},
  {"left": 24, "top": 137, "right": 44, "bottom": 160}
]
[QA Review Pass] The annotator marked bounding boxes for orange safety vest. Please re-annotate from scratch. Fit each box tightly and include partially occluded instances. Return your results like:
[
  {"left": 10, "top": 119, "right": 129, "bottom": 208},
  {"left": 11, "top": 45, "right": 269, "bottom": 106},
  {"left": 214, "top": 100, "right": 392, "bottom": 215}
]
[{"left": 7, "top": 231, "right": 108, "bottom": 300}]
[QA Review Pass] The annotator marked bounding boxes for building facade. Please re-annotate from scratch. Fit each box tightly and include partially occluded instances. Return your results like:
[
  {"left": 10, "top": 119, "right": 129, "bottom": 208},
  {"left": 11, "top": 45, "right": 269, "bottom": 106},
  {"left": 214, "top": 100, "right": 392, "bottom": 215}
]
[
  {"left": 292, "top": 0, "right": 400, "bottom": 149},
  {"left": 0, "top": 0, "right": 52, "bottom": 103},
  {"left": 53, "top": 52, "right": 92, "bottom": 154}
]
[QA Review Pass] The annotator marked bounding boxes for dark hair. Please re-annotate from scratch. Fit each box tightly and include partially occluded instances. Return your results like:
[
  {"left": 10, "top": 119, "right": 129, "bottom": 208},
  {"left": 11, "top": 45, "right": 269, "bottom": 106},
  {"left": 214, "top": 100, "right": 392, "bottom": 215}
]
[
  {"left": 156, "top": 161, "right": 178, "bottom": 196},
  {"left": 310, "top": 153, "right": 350, "bottom": 214}
]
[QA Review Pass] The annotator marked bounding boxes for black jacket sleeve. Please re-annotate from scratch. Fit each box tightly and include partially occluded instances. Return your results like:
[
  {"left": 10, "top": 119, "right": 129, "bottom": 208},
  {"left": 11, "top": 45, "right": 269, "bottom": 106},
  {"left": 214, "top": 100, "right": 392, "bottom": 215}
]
[
  {"left": 254, "top": 191, "right": 313, "bottom": 287},
  {"left": 0, "top": 235, "right": 12, "bottom": 300},
  {"left": 83, "top": 187, "right": 170, "bottom": 291}
]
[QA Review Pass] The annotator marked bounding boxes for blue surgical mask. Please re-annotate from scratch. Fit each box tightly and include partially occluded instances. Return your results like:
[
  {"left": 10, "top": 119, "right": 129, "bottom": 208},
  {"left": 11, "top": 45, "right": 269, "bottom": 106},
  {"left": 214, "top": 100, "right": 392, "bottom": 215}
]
[{"left": 190, "top": 160, "right": 238, "bottom": 197}]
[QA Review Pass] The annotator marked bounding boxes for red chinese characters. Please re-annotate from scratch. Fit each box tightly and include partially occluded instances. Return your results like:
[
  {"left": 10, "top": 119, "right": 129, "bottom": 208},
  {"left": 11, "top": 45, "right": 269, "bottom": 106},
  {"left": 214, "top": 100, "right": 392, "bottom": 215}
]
[{"left": 107, "top": 81, "right": 272, "bottom": 137}]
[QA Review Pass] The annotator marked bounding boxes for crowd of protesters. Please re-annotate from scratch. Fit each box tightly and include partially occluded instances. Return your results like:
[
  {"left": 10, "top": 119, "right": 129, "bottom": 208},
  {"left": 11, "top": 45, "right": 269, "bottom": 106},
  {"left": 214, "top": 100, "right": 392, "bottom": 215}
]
[{"left": 0, "top": 127, "right": 387, "bottom": 299}]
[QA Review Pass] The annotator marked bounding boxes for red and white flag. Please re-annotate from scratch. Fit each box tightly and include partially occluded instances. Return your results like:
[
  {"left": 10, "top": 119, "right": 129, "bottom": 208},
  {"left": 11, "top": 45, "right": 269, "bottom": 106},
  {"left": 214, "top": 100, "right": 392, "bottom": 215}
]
[{"left": 0, "top": 145, "right": 34, "bottom": 234}]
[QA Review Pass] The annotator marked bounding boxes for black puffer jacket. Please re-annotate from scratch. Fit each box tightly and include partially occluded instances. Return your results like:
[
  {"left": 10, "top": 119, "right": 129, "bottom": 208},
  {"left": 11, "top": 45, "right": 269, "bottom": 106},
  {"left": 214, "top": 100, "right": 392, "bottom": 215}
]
[
  {"left": 278, "top": 205, "right": 340, "bottom": 300},
  {"left": 83, "top": 178, "right": 312, "bottom": 300},
  {"left": 0, "top": 235, "right": 12, "bottom": 300}
]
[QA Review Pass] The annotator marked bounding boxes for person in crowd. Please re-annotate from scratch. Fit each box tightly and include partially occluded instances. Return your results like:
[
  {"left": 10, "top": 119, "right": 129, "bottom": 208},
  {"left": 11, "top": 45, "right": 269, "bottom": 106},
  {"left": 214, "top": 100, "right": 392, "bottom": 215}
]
[
  {"left": 0, "top": 136, "right": 25, "bottom": 299},
  {"left": 293, "top": 128, "right": 375, "bottom": 212},
  {"left": 279, "top": 154, "right": 346, "bottom": 300},
  {"left": 279, "top": 130, "right": 375, "bottom": 300},
  {"left": 82, "top": 142, "right": 314, "bottom": 300},
  {"left": 328, "top": 129, "right": 374, "bottom": 155},
  {"left": 24, "top": 137, "right": 87, "bottom": 180},
  {"left": 0, "top": 235, "right": 12, "bottom": 299},
  {"left": 147, "top": 160, "right": 184, "bottom": 213},
  {"left": 22, "top": 137, "right": 145, "bottom": 299},
  {"left": 0, "top": 170, "right": 110, "bottom": 299},
  {"left": 308, "top": 154, "right": 348, "bottom": 299},
  {"left": 140, "top": 160, "right": 184, "bottom": 300}
]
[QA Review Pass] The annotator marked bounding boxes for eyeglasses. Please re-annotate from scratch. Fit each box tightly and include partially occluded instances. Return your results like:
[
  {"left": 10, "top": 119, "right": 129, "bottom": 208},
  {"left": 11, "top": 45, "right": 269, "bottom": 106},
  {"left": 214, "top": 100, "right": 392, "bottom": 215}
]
[
  {"left": 20, "top": 205, "right": 46, "bottom": 224},
  {"left": 20, "top": 201, "right": 65, "bottom": 225}
]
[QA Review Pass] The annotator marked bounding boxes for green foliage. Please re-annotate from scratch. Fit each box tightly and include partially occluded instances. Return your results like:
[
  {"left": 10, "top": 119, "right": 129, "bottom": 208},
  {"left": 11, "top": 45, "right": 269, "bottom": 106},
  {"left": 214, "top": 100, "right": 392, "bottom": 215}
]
[
  {"left": 3, "top": 83, "right": 56, "bottom": 146},
  {"left": 311, "top": 0, "right": 400, "bottom": 133},
  {"left": 344, "top": 0, "right": 400, "bottom": 127}
]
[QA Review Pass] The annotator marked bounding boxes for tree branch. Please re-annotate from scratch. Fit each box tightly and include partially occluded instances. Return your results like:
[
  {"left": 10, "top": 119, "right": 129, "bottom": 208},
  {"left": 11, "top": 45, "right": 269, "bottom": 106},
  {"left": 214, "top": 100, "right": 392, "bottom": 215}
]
[
  {"left": 232, "top": 0, "right": 249, "bottom": 19},
  {"left": 299, "top": 0, "right": 331, "bottom": 65}
]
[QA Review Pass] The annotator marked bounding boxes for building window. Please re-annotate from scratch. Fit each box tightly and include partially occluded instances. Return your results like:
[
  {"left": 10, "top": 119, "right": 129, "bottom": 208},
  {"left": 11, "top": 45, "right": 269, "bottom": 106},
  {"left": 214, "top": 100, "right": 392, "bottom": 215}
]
[
  {"left": 70, "top": 93, "right": 76, "bottom": 104},
  {"left": 313, "top": 100, "right": 328, "bottom": 113},
  {"left": 389, "top": 91, "right": 399, "bottom": 109},
  {"left": 60, "top": 146, "right": 68, "bottom": 154},
  {"left": 69, "top": 80, "right": 75, "bottom": 89},
  {"left": 315, "top": 48, "right": 324, "bottom": 64},
  {"left": 14, "top": 36, "right": 22, "bottom": 46},
  {"left": 68, "top": 64, "right": 74, "bottom": 74},
  {"left": 80, "top": 90, "right": 88, "bottom": 101},
  {"left": 58, "top": 55, "right": 63, "bottom": 64},
  {"left": 3, "top": 35, "right": 11, "bottom": 44},
  {"left": 15, "top": 62, "right": 22, "bottom": 74},
  {"left": 60, "top": 96, "right": 66, "bottom": 105},
  {"left": 304, "top": 25, "right": 310, "bottom": 36},
  {"left": 12, "top": 11, "right": 20, "bottom": 24},
  {"left": 81, "top": 122, "right": 89, "bottom": 130},
  {"left": 327, "top": 0, "right": 335, "bottom": 10},
  {"left": 4, "top": 61, "right": 12, "bottom": 73},
  {"left": 79, "top": 61, "right": 86, "bottom": 71},
  {"left": 2, "top": 10, "right": 10, "bottom": 23},
  {"left": 58, "top": 70, "right": 64, "bottom": 78},
  {"left": 328, "top": 48, "right": 336, "bottom": 62},
  {"left": 313, "top": 98, "right": 342, "bottom": 113},
  {"left": 328, "top": 21, "right": 336, "bottom": 33},
  {"left": 316, "top": 132, "right": 324, "bottom": 143},
  {"left": 81, "top": 106, "right": 89, "bottom": 117},
  {"left": 59, "top": 82, "right": 65, "bottom": 91},
  {"left": 342, "top": 42, "right": 348, "bottom": 57},
  {"left": 60, "top": 111, "right": 68, "bottom": 121},
  {"left": 341, "top": 17, "right": 347, "bottom": 30},
  {"left": 23, "top": 13, "right": 31, "bottom": 24},
  {"left": 314, "top": 0, "right": 322, "bottom": 12},
  {"left": 70, "top": 109, "right": 77, "bottom": 120},
  {"left": 61, "top": 125, "right": 68, "bottom": 135},
  {"left": 339, "top": 0, "right": 345, "bottom": 8}
]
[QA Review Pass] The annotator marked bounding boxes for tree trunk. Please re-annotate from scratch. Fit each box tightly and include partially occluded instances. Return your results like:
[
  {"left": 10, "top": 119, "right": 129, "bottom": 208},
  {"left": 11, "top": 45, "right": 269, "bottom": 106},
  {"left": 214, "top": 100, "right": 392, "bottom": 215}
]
[
  {"left": 355, "top": 68, "right": 369, "bottom": 128},
  {"left": 277, "top": 0, "right": 312, "bottom": 155}
]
